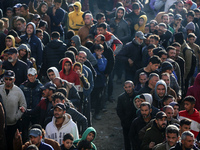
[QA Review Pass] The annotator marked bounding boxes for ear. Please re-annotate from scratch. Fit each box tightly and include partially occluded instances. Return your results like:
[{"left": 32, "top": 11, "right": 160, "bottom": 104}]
[
  {"left": 36, "top": 75, "right": 38, "bottom": 78},
  {"left": 150, "top": 108, "right": 152, "bottom": 113}
]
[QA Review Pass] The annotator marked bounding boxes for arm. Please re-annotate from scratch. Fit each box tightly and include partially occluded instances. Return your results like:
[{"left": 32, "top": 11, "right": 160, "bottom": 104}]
[
  {"left": 119, "top": 23, "right": 131, "bottom": 43},
  {"left": 85, "top": 50, "right": 98, "bottom": 66},
  {"left": 16, "top": 91, "right": 27, "bottom": 121},
  {"left": 80, "top": 76, "right": 90, "bottom": 89},
  {"left": 184, "top": 49, "right": 193, "bottom": 79},
  {"left": 68, "top": 85, "right": 81, "bottom": 106},
  {"left": 116, "top": 45, "right": 130, "bottom": 63},
  {"left": 97, "top": 57, "right": 107, "bottom": 72}
]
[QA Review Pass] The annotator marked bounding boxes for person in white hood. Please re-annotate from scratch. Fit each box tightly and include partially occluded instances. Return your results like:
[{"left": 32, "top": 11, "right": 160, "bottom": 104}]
[
  {"left": 45, "top": 103, "right": 79, "bottom": 145},
  {"left": 47, "top": 67, "right": 60, "bottom": 82}
]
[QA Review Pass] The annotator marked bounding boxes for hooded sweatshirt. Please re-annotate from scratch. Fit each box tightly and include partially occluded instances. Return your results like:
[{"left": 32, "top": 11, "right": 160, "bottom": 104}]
[
  {"left": 133, "top": 95, "right": 141, "bottom": 110},
  {"left": 47, "top": 67, "right": 60, "bottom": 81},
  {"left": 134, "top": 15, "right": 148, "bottom": 33},
  {"left": 45, "top": 113, "right": 79, "bottom": 145},
  {"left": 1, "top": 35, "right": 16, "bottom": 56},
  {"left": 73, "top": 127, "right": 97, "bottom": 150},
  {"left": 187, "top": 73, "right": 200, "bottom": 110},
  {"left": 68, "top": 2, "right": 84, "bottom": 35},
  {"left": 71, "top": 35, "right": 97, "bottom": 66},
  {"left": 20, "top": 22, "right": 43, "bottom": 69},
  {"left": 152, "top": 80, "right": 167, "bottom": 109},
  {"left": 59, "top": 57, "right": 80, "bottom": 86}
]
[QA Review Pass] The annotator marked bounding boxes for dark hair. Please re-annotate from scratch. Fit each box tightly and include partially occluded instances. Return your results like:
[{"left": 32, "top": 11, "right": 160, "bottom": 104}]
[
  {"left": 140, "top": 102, "right": 151, "bottom": 109},
  {"left": 7, "top": 7, "right": 13, "bottom": 11},
  {"left": 149, "top": 55, "right": 161, "bottom": 64},
  {"left": 56, "top": 88, "right": 67, "bottom": 97},
  {"left": 97, "top": 23, "right": 107, "bottom": 29},
  {"left": 36, "top": 29, "right": 43, "bottom": 35},
  {"left": 187, "top": 10, "right": 195, "bottom": 17},
  {"left": 94, "top": 44, "right": 104, "bottom": 51},
  {"left": 132, "top": 2, "right": 140, "bottom": 10},
  {"left": 66, "top": 30, "right": 75, "bottom": 40},
  {"left": 158, "top": 50, "right": 167, "bottom": 58},
  {"left": 183, "top": 96, "right": 196, "bottom": 105},
  {"left": 52, "top": 92, "right": 66, "bottom": 102},
  {"left": 51, "top": 31, "right": 60, "bottom": 39},
  {"left": 65, "top": 51, "right": 75, "bottom": 63},
  {"left": 180, "top": 118, "right": 192, "bottom": 126},
  {"left": 163, "top": 95, "right": 174, "bottom": 102},
  {"left": 26, "top": 145, "right": 39, "bottom": 150},
  {"left": 147, "top": 44, "right": 156, "bottom": 50},
  {"left": 67, "top": 46, "right": 78, "bottom": 56},
  {"left": 16, "top": 17, "right": 26, "bottom": 24},
  {"left": 77, "top": 140, "right": 92, "bottom": 150},
  {"left": 37, "top": 2, "right": 48, "bottom": 15},
  {"left": 161, "top": 14, "right": 169, "bottom": 20},
  {"left": 96, "top": 13, "right": 105, "bottom": 20},
  {"left": 188, "top": 33, "right": 196, "bottom": 38},
  {"left": 39, "top": 20, "right": 48, "bottom": 28},
  {"left": 171, "top": 42, "right": 181, "bottom": 47},
  {"left": 194, "top": 8, "right": 200, "bottom": 13},
  {"left": 86, "top": 34, "right": 94, "bottom": 41},
  {"left": 63, "top": 133, "right": 74, "bottom": 141},
  {"left": 149, "top": 34, "right": 160, "bottom": 41},
  {"left": 47, "top": 69, "right": 54, "bottom": 73},
  {"left": 21, "top": 4, "right": 28, "bottom": 10},
  {"left": 149, "top": 73, "right": 159, "bottom": 80},
  {"left": 96, "top": 34, "right": 105, "bottom": 42},
  {"left": 166, "top": 125, "right": 179, "bottom": 137},
  {"left": 166, "top": 46, "right": 176, "bottom": 52},
  {"left": 158, "top": 23, "right": 167, "bottom": 29},
  {"left": 54, "top": 0, "right": 62, "bottom": 3}
]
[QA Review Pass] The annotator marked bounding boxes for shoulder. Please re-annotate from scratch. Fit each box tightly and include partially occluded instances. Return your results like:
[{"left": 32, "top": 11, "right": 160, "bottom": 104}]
[{"left": 40, "top": 141, "right": 54, "bottom": 150}]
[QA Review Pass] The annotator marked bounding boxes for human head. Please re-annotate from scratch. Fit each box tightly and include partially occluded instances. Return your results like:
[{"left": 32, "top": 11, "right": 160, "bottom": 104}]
[
  {"left": 13, "top": 3, "right": 22, "bottom": 16},
  {"left": 161, "top": 14, "right": 169, "bottom": 25},
  {"left": 149, "top": 34, "right": 160, "bottom": 46},
  {"left": 26, "top": 22, "right": 35, "bottom": 35},
  {"left": 4, "top": 70, "right": 15, "bottom": 88},
  {"left": 95, "top": 34, "right": 105, "bottom": 45},
  {"left": 7, "top": 47, "right": 18, "bottom": 63},
  {"left": 135, "top": 31, "right": 146, "bottom": 45},
  {"left": 175, "top": 1, "right": 184, "bottom": 12},
  {"left": 183, "top": 96, "right": 196, "bottom": 112},
  {"left": 124, "top": 80, "right": 134, "bottom": 95},
  {"left": 132, "top": 2, "right": 141, "bottom": 16},
  {"left": 116, "top": 7, "right": 125, "bottom": 19},
  {"left": 84, "top": 13, "right": 93, "bottom": 26},
  {"left": 54, "top": 0, "right": 62, "bottom": 9},
  {"left": 139, "top": 72, "right": 148, "bottom": 86},
  {"left": 155, "top": 111, "right": 167, "bottom": 129},
  {"left": 171, "top": 42, "right": 181, "bottom": 57},
  {"left": 32, "top": 14, "right": 41, "bottom": 27},
  {"left": 5, "top": 35, "right": 14, "bottom": 48},
  {"left": 16, "top": 17, "right": 26, "bottom": 32},
  {"left": 36, "top": 29, "right": 43, "bottom": 41},
  {"left": 158, "top": 50, "right": 168, "bottom": 62},
  {"left": 47, "top": 67, "right": 60, "bottom": 81},
  {"left": 187, "top": 33, "right": 196, "bottom": 44},
  {"left": 54, "top": 103, "right": 66, "bottom": 119},
  {"left": 51, "top": 92, "right": 66, "bottom": 106},
  {"left": 181, "top": 131, "right": 195, "bottom": 149},
  {"left": 76, "top": 51, "right": 87, "bottom": 64},
  {"left": 147, "top": 44, "right": 156, "bottom": 57},
  {"left": 94, "top": 44, "right": 104, "bottom": 56},
  {"left": 20, "top": 4, "right": 29, "bottom": 17},
  {"left": 53, "top": 77, "right": 63, "bottom": 88},
  {"left": 0, "top": 19, "right": 4, "bottom": 31},
  {"left": 158, "top": 23, "right": 167, "bottom": 36},
  {"left": 149, "top": 20, "right": 157, "bottom": 33},
  {"left": 97, "top": 23, "right": 107, "bottom": 35},
  {"left": 186, "top": 10, "right": 195, "bottom": 23},
  {"left": 148, "top": 73, "right": 160, "bottom": 89},
  {"left": 62, "top": 133, "right": 74, "bottom": 149},
  {"left": 29, "top": 128, "right": 42, "bottom": 146},
  {"left": 161, "top": 73, "right": 170, "bottom": 87},
  {"left": 155, "top": 80, "right": 167, "bottom": 99},
  {"left": 140, "top": 102, "right": 152, "bottom": 119},
  {"left": 41, "top": 82, "right": 56, "bottom": 98},
  {"left": 194, "top": 8, "right": 200, "bottom": 19},
  {"left": 96, "top": 13, "right": 105, "bottom": 24},
  {"left": 27, "top": 68, "right": 37, "bottom": 83},
  {"left": 1, "top": 17, "right": 9, "bottom": 29},
  {"left": 169, "top": 102, "right": 180, "bottom": 118},
  {"left": 168, "top": 13, "right": 174, "bottom": 24},
  {"left": 148, "top": 55, "right": 161, "bottom": 71},
  {"left": 163, "top": 105, "right": 174, "bottom": 121},
  {"left": 186, "top": 22, "right": 195, "bottom": 35},
  {"left": 161, "top": 61, "right": 173, "bottom": 74},
  {"left": 51, "top": 31, "right": 60, "bottom": 40},
  {"left": 165, "top": 125, "right": 179, "bottom": 147},
  {"left": 37, "top": 2, "right": 48, "bottom": 14},
  {"left": 179, "top": 119, "right": 192, "bottom": 135},
  {"left": 163, "top": 95, "right": 174, "bottom": 106},
  {"left": 174, "top": 14, "right": 183, "bottom": 26}
]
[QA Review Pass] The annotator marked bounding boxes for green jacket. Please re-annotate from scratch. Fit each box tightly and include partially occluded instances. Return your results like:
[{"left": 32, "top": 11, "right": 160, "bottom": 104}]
[{"left": 73, "top": 127, "right": 97, "bottom": 150}]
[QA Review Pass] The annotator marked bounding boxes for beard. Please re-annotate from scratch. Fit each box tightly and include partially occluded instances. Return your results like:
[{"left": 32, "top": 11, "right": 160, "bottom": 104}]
[{"left": 8, "top": 57, "right": 14, "bottom": 62}]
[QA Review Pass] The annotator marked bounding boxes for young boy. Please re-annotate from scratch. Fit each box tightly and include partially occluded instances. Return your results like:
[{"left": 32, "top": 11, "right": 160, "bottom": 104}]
[
  {"left": 91, "top": 44, "right": 107, "bottom": 120},
  {"left": 163, "top": 95, "right": 174, "bottom": 106},
  {"left": 61, "top": 133, "right": 76, "bottom": 150}
]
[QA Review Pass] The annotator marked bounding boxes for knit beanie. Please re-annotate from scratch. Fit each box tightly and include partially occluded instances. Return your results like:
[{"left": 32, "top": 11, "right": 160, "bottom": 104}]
[{"left": 186, "top": 22, "right": 195, "bottom": 31}]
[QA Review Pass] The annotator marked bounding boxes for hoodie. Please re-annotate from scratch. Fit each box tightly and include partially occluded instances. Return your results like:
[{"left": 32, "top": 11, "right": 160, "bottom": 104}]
[
  {"left": 1, "top": 35, "right": 16, "bottom": 56},
  {"left": 20, "top": 22, "right": 43, "bottom": 69},
  {"left": 59, "top": 57, "right": 80, "bottom": 86},
  {"left": 71, "top": 35, "right": 97, "bottom": 66},
  {"left": 73, "top": 127, "right": 97, "bottom": 150},
  {"left": 68, "top": 2, "right": 84, "bottom": 35},
  {"left": 187, "top": 73, "right": 200, "bottom": 110},
  {"left": 47, "top": 67, "right": 60, "bottom": 81},
  {"left": 45, "top": 113, "right": 79, "bottom": 145},
  {"left": 152, "top": 80, "right": 167, "bottom": 109},
  {"left": 133, "top": 95, "right": 141, "bottom": 110},
  {"left": 134, "top": 15, "right": 148, "bottom": 33}
]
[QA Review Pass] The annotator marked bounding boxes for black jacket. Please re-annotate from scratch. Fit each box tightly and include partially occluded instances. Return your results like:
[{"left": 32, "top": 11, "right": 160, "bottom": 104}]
[
  {"left": 42, "top": 39, "right": 67, "bottom": 74},
  {"left": 117, "top": 91, "right": 137, "bottom": 128},
  {"left": 170, "top": 142, "right": 199, "bottom": 150},
  {"left": 138, "top": 82, "right": 153, "bottom": 94},
  {"left": 3, "top": 59, "right": 28, "bottom": 86}
]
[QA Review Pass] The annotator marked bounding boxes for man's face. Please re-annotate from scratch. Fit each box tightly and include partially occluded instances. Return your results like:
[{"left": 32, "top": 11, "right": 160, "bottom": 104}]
[
  {"left": 5, "top": 38, "right": 13, "bottom": 48},
  {"left": 26, "top": 24, "right": 34, "bottom": 35},
  {"left": 71, "top": 40, "right": 76, "bottom": 47},
  {"left": 48, "top": 72, "right": 55, "bottom": 81},
  {"left": 176, "top": 3, "right": 184, "bottom": 12},
  {"left": 168, "top": 49, "right": 176, "bottom": 60},
  {"left": 166, "top": 133, "right": 178, "bottom": 147},
  {"left": 36, "top": 32, "right": 43, "bottom": 40},
  {"left": 156, "top": 84, "right": 166, "bottom": 98},
  {"left": 54, "top": 107, "right": 65, "bottom": 119},
  {"left": 187, "top": 15, "right": 194, "bottom": 23},
  {"left": 95, "top": 36, "right": 104, "bottom": 45},
  {"left": 165, "top": 108, "right": 174, "bottom": 121},
  {"left": 150, "top": 63, "right": 160, "bottom": 71},
  {"left": 28, "top": 74, "right": 37, "bottom": 83},
  {"left": 6, "top": 10, "right": 13, "bottom": 18},
  {"left": 19, "top": 49, "right": 27, "bottom": 58},
  {"left": 140, "top": 105, "right": 151, "bottom": 119},
  {"left": 188, "top": 37, "right": 195, "bottom": 44},
  {"left": 160, "top": 54, "right": 167, "bottom": 62},
  {"left": 195, "top": 12, "right": 200, "bottom": 19},
  {"left": 184, "top": 101, "right": 194, "bottom": 112},
  {"left": 8, "top": 53, "right": 18, "bottom": 63},
  {"left": 64, "top": 62, "right": 71, "bottom": 72},
  {"left": 16, "top": 21, "right": 25, "bottom": 31},
  {"left": 169, "top": 16, "right": 174, "bottom": 24},
  {"left": 175, "top": 46, "right": 181, "bottom": 57},
  {"left": 182, "top": 136, "right": 194, "bottom": 149},
  {"left": 135, "top": 36, "right": 143, "bottom": 45},
  {"left": 149, "top": 38, "right": 157, "bottom": 45},
  {"left": 156, "top": 117, "right": 167, "bottom": 129},
  {"left": 162, "top": 75, "right": 170, "bottom": 86},
  {"left": 150, "top": 23, "right": 155, "bottom": 32},
  {"left": 180, "top": 124, "right": 191, "bottom": 133},
  {"left": 84, "top": 15, "right": 92, "bottom": 25},
  {"left": 30, "top": 135, "right": 41, "bottom": 146},
  {"left": 124, "top": 83, "right": 134, "bottom": 94},
  {"left": 133, "top": 9, "right": 140, "bottom": 16},
  {"left": 174, "top": 19, "right": 182, "bottom": 26},
  {"left": 97, "top": 16, "right": 106, "bottom": 24},
  {"left": 162, "top": 16, "right": 169, "bottom": 25},
  {"left": 53, "top": 98, "right": 63, "bottom": 106},
  {"left": 184, "top": 3, "right": 191, "bottom": 11},
  {"left": 42, "top": 88, "right": 50, "bottom": 97},
  {"left": 173, "top": 105, "right": 179, "bottom": 117},
  {"left": 77, "top": 53, "right": 87, "bottom": 64},
  {"left": 15, "top": 8, "right": 21, "bottom": 16},
  {"left": 148, "top": 48, "right": 153, "bottom": 57},
  {"left": 158, "top": 26, "right": 166, "bottom": 36},
  {"left": 63, "top": 139, "right": 73, "bottom": 149},
  {"left": 20, "top": 7, "right": 28, "bottom": 17},
  {"left": 54, "top": 2, "right": 62, "bottom": 9},
  {"left": 117, "top": 9, "right": 124, "bottom": 19},
  {"left": 139, "top": 75, "right": 147, "bottom": 85},
  {"left": 149, "top": 76, "right": 159, "bottom": 88},
  {"left": 97, "top": 27, "right": 106, "bottom": 35},
  {"left": 4, "top": 77, "right": 14, "bottom": 88}
]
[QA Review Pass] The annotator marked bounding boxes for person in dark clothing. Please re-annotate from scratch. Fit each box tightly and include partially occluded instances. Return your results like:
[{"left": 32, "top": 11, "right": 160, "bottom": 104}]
[
  {"left": 0, "top": 101, "right": 6, "bottom": 150},
  {"left": 116, "top": 31, "right": 146, "bottom": 81},
  {"left": 117, "top": 80, "right": 137, "bottom": 150},
  {"left": 38, "top": 20, "right": 51, "bottom": 45},
  {"left": 0, "top": 20, "right": 6, "bottom": 53},
  {"left": 20, "top": 22, "right": 43, "bottom": 71},
  {"left": 42, "top": 31, "right": 67, "bottom": 75},
  {"left": 129, "top": 102, "right": 153, "bottom": 150},
  {"left": 3, "top": 47, "right": 28, "bottom": 86}
]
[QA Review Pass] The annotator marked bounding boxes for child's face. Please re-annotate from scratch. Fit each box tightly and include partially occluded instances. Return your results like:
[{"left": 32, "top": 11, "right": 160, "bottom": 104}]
[
  {"left": 69, "top": 7, "right": 74, "bottom": 12},
  {"left": 6, "top": 10, "right": 13, "bottom": 18},
  {"left": 86, "top": 132, "right": 95, "bottom": 142},
  {"left": 188, "top": 37, "right": 195, "bottom": 44},
  {"left": 139, "top": 18, "right": 144, "bottom": 26},
  {"left": 41, "top": 4, "right": 47, "bottom": 13},
  {"left": 145, "top": 26, "right": 149, "bottom": 34},
  {"left": 166, "top": 98, "right": 173, "bottom": 105},
  {"left": 140, "top": 98, "right": 145, "bottom": 103},
  {"left": 73, "top": 65, "right": 81, "bottom": 72},
  {"left": 5, "top": 38, "right": 13, "bottom": 48},
  {"left": 64, "top": 62, "right": 71, "bottom": 72},
  {"left": 135, "top": 98, "right": 142, "bottom": 108},
  {"left": 63, "top": 139, "right": 73, "bottom": 149},
  {"left": 94, "top": 49, "right": 104, "bottom": 56}
]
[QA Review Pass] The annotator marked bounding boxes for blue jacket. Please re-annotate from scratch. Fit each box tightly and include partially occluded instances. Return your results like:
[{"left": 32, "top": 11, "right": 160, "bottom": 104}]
[
  {"left": 20, "top": 22, "right": 43, "bottom": 69},
  {"left": 39, "top": 142, "right": 54, "bottom": 150}
]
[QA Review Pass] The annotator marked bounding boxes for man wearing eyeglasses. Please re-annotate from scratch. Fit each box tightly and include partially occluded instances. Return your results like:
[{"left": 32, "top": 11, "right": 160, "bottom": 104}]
[{"left": 0, "top": 70, "right": 27, "bottom": 150}]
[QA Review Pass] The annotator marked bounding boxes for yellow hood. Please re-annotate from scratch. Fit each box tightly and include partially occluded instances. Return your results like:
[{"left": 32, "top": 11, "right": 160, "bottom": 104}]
[
  {"left": 5, "top": 35, "right": 16, "bottom": 49},
  {"left": 73, "top": 1, "right": 82, "bottom": 13}
]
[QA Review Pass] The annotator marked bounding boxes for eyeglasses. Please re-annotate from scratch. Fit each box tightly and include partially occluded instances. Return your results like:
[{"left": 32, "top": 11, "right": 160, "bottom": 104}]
[{"left": 5, "top": 78, "right": 13, "bottom": 81}]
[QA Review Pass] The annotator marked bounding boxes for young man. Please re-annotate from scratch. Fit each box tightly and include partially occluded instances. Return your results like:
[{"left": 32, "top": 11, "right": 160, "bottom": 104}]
[
  {"left": 179, "top": 118, "right": 192, "bottom": 136},
  {"left": 17, "top": 44, "right": 32, "bottom": 68},
  {"left": 135, "top": 72, "right": 148, "bottom": 91},
  {"left": 45, "top": 103, "right": 79, "bottom": 145},
  {"left": 179, "top": 96, "right": 200, "bottom": 138}
]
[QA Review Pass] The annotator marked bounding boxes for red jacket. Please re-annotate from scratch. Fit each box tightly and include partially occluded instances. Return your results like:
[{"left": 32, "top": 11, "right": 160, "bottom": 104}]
[
  {"left": 59, "top": 58, "right": 80, "bottom": 85},
  {"left": 187, "top": 73, "right": 200, "bottom": 110},
  {"left": 179, "top": 109, "right": 200, "bottom": 138}
]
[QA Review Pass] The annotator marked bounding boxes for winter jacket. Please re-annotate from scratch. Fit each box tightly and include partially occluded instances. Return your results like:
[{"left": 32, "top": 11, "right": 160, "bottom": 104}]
[
  {"left": 71, "top": 35, "right": 97, "bottom": 66},
  {"left": 0, "top": 102, "right": 6, "bottom": 150},
  {"left": 45, "top": 113, "right": 79, "bottom": 145},
  {"left": 59, "top": 57, "right": 80, "bottom": 86},
  {"left": 170, "top": 141, "right": 199, "bottom": 150},
  {"left": 20, "top": 22, "right": 43, "bottom": 69},
  {"left": 0, "top": 84, "right": 27, "bottom": 125},
  {"left": 19, "top": 79, "right": 43, "bottom": 109},
  {"left": 73, "top": 127, "right": 97, "bottom": 150},
  {"left": 179, "top": 109, "right": 200, "bottom": 138},
  {"left": 109, "top": 6, "right": 131, "bottom": 44},
  {"left": 42, "top": 39, "right": 67, "bottom": 73},
  {"left": 3, "top": 59, "right": 28, "bottom": 86},
  {"left": 138, "top": 82, "right": 153, "bottom": 94},
  {"left": 187, "top": 73, "right": 200, "bottom": 110},
  {"left": 68, "top": 2, "right": 84, "bottom": 35}
]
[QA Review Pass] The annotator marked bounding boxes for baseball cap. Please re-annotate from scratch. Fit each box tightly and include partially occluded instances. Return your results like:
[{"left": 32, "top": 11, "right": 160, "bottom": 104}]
[
  {"left": 135, "top": 31, "right": 146, "bottom": 40},
  {"left": 4, "top": 70, "right": 15, "bottom": 79},
  {"left": 28, "top": 68, "right": 37, "bottom": 75},
  {"left": 13, "top": 3, "right": 22, "bottom": 8},
  {"left": 29, "top": 128, "right": 42, "bottom": 137},
  {"left": 41, "top": 82, "right": 57, "bottom": 91},
  {"left": 156, "top": 111, "right": 167, "bottom": 120},
  {"left": 33, "top": 14, "right": 41, "bottom": 20},
  {"left": 7, "top": 47, "right": 18, "bottom": 55},
  {"left": 174, "top": 14, "right": 182, "bottom": 20},
  {"left": 54, "top": 103, "right": 66, "bottom": 111}
]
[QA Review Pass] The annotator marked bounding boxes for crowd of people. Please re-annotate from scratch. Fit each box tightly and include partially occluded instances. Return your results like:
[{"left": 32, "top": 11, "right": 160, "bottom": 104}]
[{"left": 0, "top": 0, "right": 200, "bottom": 150}]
